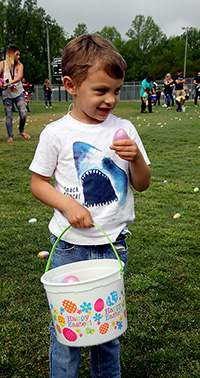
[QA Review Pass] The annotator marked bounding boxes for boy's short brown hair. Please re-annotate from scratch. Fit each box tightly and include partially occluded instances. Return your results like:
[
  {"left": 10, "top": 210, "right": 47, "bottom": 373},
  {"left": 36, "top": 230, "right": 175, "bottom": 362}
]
[{"left": 62, "top": 34, "right": 127, "bottom": 86}]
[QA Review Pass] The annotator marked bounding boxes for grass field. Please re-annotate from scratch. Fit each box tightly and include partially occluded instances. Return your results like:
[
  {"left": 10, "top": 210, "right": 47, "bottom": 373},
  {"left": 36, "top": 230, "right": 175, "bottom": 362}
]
[{"left": 0, "top": 100, "right": 199, "bottom": 378}]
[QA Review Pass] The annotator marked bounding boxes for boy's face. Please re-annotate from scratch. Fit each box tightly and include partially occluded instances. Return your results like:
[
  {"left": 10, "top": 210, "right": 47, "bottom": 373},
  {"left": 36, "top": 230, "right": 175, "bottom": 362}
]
[{"left": 68, "top": 63, "right": 124, "bottom": 124}]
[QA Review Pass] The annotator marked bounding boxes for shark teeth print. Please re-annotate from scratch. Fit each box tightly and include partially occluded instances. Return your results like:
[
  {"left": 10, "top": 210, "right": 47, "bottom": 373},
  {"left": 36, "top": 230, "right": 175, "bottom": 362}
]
[{"left": 81, "top": 169, "right": 118, "bottom": 207}]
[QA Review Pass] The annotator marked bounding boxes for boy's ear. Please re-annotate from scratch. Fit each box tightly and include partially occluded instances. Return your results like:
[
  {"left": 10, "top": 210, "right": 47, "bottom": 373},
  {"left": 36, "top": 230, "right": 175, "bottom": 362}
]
[{"left": 62, "top": 76, "right": 77, "bottom": 95}]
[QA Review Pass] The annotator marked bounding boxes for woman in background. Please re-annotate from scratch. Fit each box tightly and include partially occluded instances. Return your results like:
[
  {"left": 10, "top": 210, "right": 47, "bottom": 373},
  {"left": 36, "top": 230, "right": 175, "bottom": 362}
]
[
  {"left": 140, "top": 74, "right": 155, "bottom": 113},
  {"left": 163, "top": 73, "right": 174, "bottom": 110},
  {"left": 43, "top": 78, "right": 52, "bottom": 108},
  {"left": 0, "top": 45, "right": 29, "bottom": 142}
]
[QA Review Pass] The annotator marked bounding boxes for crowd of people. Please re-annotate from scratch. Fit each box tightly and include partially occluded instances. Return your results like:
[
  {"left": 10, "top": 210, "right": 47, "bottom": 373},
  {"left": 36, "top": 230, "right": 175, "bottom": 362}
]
[
  {"left": 0, "top": 44, "right": 199, "bottom": 143},
  {"left": 140, "top": 69, "right": 200, "bottom": 113}
]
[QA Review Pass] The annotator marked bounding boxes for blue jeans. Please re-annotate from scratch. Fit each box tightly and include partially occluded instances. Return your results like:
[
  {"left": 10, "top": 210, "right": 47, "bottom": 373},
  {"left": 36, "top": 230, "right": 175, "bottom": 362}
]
[
  {"left": 49, "top": 232, "right": 129, "bottom": 378},
  {"left": 44, "top": 93, "right": 52, "bottom": 107},
  {"left": 3, "top": 93, "right": 27, "bottom": 138},
  {"left": 165, "top": 92, "right": 171, "bottom": 107},
  {"left": 176, "top": 100, "right": 182, "bottom": 112}
]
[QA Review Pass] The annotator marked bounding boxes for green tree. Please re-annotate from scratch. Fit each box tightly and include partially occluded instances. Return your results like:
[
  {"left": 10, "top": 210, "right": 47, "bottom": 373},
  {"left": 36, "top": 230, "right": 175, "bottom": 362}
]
[
  {"left": 0, "top": 0, "right": 6, "bottom": 59},
  {"left": 72, "top": 23, "right": 88, "bottom": 38},
  {"left": 182, "top": 28, "right": 200, "bottom": 77},
  {"left": 126, "top": 15, "right": 166, "bottom": 80},
  {"left": 99, "top": 26, "right": 121, "bottom": 43},
  {"left": 98, "top": 26, "right": 126, "bottom": 63},
  {"left": 0, "top": 0, "right": 67, "bottom": 83}
]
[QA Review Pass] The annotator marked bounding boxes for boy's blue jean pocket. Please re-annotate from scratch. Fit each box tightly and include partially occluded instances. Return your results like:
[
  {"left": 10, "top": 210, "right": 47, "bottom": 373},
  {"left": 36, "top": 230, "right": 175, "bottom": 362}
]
[{"left": 50, "top": 233, "right": 128, "bottom": 274}]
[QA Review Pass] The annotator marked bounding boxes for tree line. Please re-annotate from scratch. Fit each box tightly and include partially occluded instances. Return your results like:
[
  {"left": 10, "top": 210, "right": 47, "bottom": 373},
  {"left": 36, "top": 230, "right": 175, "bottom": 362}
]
[{"left": 0, "top": 0, "right": 199, "bottom": 84}]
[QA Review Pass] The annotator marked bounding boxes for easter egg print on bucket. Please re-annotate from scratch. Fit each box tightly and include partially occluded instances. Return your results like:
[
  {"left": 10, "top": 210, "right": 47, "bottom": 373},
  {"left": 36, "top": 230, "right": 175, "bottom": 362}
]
[
  {"left": 62, "top": 300, "right": 77, "bottom": 314},
  {"left": 47, "top": 284, "right": 127, "bottom": 347},
  {"left": 63, "top": 328, "right": 78, "bottom": 342},
  {"left": 99, "top": 323, "right": 109, "bottom": 335},
  {"left": 94, "top": 298, "right": 104, "bottom": 312}
]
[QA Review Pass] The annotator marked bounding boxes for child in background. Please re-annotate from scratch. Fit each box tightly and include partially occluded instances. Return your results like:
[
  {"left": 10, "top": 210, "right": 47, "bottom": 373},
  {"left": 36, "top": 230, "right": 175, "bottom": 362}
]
[
  {"left": 176, "top": 94, "right": 189, "bottom": 112},
  {"left": 155, "top": 87, "right": 161, "bottom": 106},
  {"left": 29, "top": 34, "right": 151, "bottom": 378},
  {"left": 24, "top": 90, "right": 30, "bottom": 112},
  {"left": 142, "top": 88, "right": 150, "bottom": 112}
]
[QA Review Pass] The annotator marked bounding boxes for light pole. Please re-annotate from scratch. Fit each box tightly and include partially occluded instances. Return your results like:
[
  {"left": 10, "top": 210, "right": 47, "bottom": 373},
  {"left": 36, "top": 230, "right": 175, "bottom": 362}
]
[
  {"left": 46, "top": 21, "right": 53, "bottom": 86},
  {"left": 182, "top": 26, "right": 192, "bottom": 78}
]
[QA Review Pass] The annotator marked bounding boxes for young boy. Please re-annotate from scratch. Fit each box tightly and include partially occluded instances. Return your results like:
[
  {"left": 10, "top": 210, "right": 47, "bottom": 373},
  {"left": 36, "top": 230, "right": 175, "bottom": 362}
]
[
  {"left": 155, "top": 87, "right": 161, "bottom": 106},
  {"left": 24, "top": 90, "right": 30, "bottom": 112},
  {"left": 29, "top": 34, "right": 151, "bottom": 378},
  {"left": 142, "top": 88, "right": 150, "bottom": 110},
  {"left": 176, "top": 94, "right": 189, "bottom": 112}
]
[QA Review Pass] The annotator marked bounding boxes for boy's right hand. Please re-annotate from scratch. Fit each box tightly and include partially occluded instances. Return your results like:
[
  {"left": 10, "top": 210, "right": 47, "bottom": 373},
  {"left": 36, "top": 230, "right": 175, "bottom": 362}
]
[
  {"left": 64, "top": 197, "right": 94, "bottom": 229},
  {"left": 30, "top": 173, "right": 94, "bottom": 229}
]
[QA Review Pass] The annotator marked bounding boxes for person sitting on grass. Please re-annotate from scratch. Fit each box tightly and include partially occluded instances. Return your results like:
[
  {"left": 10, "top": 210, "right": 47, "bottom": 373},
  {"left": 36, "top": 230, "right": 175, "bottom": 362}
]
[
  {"left": 176, "top": 94, "right": 189, "bottom": 112},
  {"left": 29, "top": 33, "right": 151, "bottom": 378}
]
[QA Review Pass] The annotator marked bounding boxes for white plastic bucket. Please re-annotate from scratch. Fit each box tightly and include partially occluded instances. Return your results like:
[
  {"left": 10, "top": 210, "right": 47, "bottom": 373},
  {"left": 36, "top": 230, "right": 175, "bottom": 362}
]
[{"left": 41, "top": 224, "right": 127, "bottom": 347}]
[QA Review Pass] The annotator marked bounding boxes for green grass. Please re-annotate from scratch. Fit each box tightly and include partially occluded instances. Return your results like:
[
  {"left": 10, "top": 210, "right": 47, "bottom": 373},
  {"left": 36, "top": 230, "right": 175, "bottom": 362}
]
[{"left": 0, "top": 100, "right": 199, "bottom": 377}]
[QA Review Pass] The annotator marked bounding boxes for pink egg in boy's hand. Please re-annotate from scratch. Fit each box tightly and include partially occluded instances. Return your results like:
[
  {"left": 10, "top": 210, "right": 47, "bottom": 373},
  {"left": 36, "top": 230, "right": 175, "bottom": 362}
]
[
  {"left": 113, "top": 128, "right": 129, "bottom": 143},
  {"left": 62, "top": 275, "right": 79, "bottom": 283}
]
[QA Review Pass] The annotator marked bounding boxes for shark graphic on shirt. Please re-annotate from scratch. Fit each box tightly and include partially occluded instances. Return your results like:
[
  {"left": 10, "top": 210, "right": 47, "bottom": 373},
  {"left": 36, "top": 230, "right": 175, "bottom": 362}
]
[{"left": 73, "top": 142, "right": 128, "bottom": 208}]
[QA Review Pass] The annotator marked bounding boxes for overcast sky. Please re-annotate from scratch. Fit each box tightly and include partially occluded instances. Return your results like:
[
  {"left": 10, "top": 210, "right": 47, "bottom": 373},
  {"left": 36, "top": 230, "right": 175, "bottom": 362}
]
[{"left": 36, "top": 0, "right": 198, "bottom": 39}]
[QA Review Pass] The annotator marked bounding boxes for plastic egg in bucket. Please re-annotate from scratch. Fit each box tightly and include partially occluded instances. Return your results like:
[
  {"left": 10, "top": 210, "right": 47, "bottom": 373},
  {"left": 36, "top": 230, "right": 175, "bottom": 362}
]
[{"left": 41, "top": 224, "right": 127, "bottom": 347}]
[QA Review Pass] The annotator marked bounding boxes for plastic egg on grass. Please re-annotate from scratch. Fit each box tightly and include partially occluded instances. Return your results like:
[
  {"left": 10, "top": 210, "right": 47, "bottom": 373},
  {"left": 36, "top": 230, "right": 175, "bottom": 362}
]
[
  {"left": 28, "top": 217, "right": 37, "bottom": 223},
  {"left": 194, "top": 187, "right": 199, "bottom": 193},
  {"left": 62, "top": 275, "right": 79, "bottom": 283},
  {"left": 173, "top": 213, "right": 181, "bottom": 219},
  {"left": 113, "top": 129, "right": 129, "bottom": 143},
  {"left": 38, "top": 251, "right": 49, "bottom": 259}
]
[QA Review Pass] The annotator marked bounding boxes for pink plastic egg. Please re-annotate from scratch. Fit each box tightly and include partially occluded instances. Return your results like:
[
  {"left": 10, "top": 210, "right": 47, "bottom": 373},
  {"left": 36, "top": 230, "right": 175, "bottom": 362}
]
[
  {"left": 113, "top": 128, "right": 129, "bottom": 143},
  {"left": 62, "top": 275, "right": 79, "bottom": 283}
]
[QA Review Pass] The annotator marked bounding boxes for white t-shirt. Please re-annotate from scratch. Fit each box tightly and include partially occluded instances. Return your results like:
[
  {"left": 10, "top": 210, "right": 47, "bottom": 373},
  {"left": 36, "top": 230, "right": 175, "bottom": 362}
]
[{"left": 29, "top": 113, "right": 150, "bottom": 245}]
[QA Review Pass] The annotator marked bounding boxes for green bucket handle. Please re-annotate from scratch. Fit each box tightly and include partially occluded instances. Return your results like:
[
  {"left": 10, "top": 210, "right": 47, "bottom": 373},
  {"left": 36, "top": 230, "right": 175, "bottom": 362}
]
[{"left": 45, "top": 223, "right": 124, "bottom": 275}]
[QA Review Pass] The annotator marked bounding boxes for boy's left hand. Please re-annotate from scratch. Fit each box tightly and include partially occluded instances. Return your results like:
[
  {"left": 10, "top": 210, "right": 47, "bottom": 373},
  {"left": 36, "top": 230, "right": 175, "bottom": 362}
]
[{"left": 110, "top": 139, "right": 139, "bottom": 162}]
